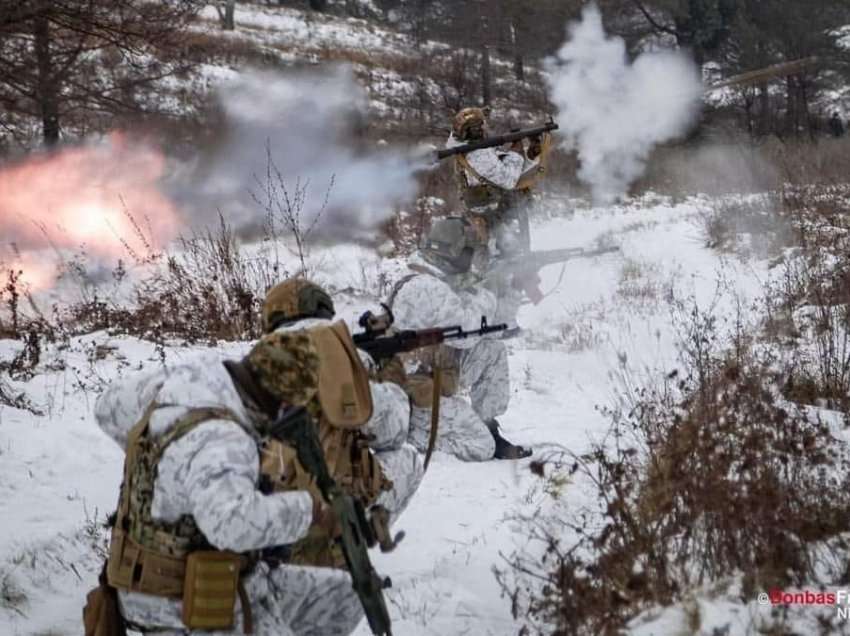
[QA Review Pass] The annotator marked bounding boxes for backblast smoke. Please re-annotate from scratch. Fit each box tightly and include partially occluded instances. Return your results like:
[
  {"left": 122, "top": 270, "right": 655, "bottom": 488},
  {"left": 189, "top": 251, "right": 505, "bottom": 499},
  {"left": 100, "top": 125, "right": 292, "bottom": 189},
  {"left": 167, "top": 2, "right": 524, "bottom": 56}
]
[
  {"left": 0, "top": 66, "right": 421, "bottom": 292},
  {"left": 173, "top": 66, "right": 420, "bottom": 238},
  {"left": 546, "top": 4, "right": 703, "bottom": 203}
]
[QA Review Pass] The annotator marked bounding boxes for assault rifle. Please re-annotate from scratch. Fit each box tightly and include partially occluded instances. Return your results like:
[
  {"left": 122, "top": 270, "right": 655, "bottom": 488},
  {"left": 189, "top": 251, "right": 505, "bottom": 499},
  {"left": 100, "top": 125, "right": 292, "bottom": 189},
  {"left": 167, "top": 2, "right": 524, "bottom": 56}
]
[
  {"left": 269, "top": 405, "right": 393, "bottom": 636},
  {"left": 435, "top": 121, "right": 559, "bottom": 161},
  {"left": 353, "top": 309, "right": 508, "bottom": 363},
  {"left": 490, "top": 244, "right": 621, "bottom": 304}
]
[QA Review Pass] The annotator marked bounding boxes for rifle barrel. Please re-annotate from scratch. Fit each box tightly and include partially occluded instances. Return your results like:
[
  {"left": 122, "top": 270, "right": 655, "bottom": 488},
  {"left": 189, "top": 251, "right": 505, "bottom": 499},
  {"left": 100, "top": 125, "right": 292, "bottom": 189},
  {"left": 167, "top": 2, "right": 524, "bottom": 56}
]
[{"left": 528, "top": 245, "right": 618, "bottom": 263}]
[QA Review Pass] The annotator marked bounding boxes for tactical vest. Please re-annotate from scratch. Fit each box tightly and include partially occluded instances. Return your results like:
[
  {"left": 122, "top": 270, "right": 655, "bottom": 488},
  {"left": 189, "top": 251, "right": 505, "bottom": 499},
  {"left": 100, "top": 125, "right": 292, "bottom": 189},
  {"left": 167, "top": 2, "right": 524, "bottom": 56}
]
[
  {"left": 106, "top": 404, "right": 255, "bottom": 632},
  {"left": 107, "top": 322, "right": 391, "bottom": 589},
  {"left": 455, "top": 154, "right": 503, "bottom": 210},
  {"left": 106, "top": 404, "right": 243, "bottom": 598}
]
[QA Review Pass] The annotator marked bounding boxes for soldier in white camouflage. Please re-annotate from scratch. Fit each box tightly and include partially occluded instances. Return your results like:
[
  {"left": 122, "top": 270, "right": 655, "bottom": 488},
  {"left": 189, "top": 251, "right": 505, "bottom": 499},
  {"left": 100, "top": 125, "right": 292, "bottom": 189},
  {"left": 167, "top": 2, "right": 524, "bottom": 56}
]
[
  {"left": 89, "top": 278, "right": 421, "bottom": 635},
  {"left": 448, "top": 106, "right": 550, "bottom": 260},
  {"left": 389, "top": 217, "right": 532, "bottom": 462},
  {"left": 260, "top": 278, "right": 424, "bottom": 527}
]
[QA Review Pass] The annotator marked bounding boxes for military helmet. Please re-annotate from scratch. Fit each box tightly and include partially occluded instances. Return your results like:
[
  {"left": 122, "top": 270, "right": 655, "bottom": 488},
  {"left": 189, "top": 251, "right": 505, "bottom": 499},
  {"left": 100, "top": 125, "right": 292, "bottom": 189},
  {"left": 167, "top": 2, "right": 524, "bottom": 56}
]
[
  {"left": 452, "top": 107, "right": 489, "bottom": 141},
  {"left": 262, "top": 278, "right": 335, "bottom": 333},
  {"left": 420, "top": 217, "right": 477, "bottom": 274},
  {"left": 244, "top": 330, "right": 320, "bottom": 407}
]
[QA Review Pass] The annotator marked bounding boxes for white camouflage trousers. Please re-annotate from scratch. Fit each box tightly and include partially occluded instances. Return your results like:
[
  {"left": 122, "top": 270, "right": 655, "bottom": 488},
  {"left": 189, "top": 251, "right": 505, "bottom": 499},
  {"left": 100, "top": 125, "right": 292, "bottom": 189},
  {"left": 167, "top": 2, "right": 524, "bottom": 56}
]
[{"left": 408, "top": 338, "right": 510, "bottom": 462}]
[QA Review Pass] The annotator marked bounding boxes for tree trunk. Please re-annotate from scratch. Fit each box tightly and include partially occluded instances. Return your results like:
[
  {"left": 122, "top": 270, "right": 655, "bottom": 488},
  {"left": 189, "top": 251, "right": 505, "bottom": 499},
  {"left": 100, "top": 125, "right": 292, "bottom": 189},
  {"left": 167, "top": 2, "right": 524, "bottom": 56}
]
[
  {"left": 309, "top": 0, "right": 327, "bottom": 11},
  {"left": 222, "top": 1, "right": 235, "bottom": 30},
  {"left": 799, "top": 77, "right": 814, "bottom": 140},
  {"left": 785, "top": 75, "right": 797, "bottom": 137},
  {"left": 478, "top": 0, "right": 491, "bottom": 106},
  {"left": 510, "top": 21, "right": 524, "bottom": 81},
  {"left": 481, "top": 45, "right": 491, "bottom": 106},
  {"left": 33, "top": 11, "right": 60, "bottom": 146},
  {"left": 743, "top": 92, "right": 754, "bottom": 138},
  {"left": 757, "top": 82, "right": 770, "bottom": 137}
]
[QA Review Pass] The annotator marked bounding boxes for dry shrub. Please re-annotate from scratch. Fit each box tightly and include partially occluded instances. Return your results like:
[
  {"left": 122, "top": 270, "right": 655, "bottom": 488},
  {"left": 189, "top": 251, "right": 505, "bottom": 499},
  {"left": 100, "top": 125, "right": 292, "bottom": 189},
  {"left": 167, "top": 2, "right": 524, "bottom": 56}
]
[
  {"left": 179, "top": 30, "right": 280, "bottom": 68},
  {"left": 700, "top": 193, "right": 794, "bottom": 259},
  {"left": 637, "top": 137, "right": 850, "bottom": 198},
  {"left": 763, "top": 186, "right": 850, "bottom": 409},
  {"left": 500, "top": 299, "right": 850, "bottom": 635},
  {"left": 615, "top": 258, "right": 663, "bottom": 310},
  {"left": 62, "top": 215, "right": 283, "bottom": 344}
]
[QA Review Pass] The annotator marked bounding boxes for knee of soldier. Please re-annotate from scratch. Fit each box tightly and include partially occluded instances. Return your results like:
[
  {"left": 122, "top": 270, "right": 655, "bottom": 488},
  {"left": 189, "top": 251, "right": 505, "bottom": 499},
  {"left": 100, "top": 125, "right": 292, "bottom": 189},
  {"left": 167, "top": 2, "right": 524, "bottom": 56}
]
[
  {"left": 400, "top": 443, "right": 424, "bottom": 489},
  {"left": 478, "top": 337, "right": 508, "bottom": 361}
]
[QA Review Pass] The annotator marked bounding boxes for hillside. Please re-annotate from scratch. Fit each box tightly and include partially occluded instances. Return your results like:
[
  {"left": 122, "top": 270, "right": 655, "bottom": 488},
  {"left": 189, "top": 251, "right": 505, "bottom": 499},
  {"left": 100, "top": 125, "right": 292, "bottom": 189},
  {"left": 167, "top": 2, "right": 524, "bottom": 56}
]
[{"left": 3, "top": 2, "right": 850, "bottom": 635}]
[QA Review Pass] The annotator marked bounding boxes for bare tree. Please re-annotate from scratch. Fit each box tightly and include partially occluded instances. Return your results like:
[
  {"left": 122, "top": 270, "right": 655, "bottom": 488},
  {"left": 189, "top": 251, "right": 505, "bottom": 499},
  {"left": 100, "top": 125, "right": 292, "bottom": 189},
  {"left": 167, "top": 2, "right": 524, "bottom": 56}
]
[
  {"left": 0, "top": 0, "right": 203, "bottom": 147},
  {"left": 214, "top": 1, "right": 237, "bottom": 30}
]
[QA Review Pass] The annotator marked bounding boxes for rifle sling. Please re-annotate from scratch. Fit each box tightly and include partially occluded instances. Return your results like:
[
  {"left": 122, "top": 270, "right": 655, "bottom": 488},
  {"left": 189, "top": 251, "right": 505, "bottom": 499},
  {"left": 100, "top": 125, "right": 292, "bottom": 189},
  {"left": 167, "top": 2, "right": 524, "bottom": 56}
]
[{"left": 423, "top": 366, "right": 441, "bottom": 471}]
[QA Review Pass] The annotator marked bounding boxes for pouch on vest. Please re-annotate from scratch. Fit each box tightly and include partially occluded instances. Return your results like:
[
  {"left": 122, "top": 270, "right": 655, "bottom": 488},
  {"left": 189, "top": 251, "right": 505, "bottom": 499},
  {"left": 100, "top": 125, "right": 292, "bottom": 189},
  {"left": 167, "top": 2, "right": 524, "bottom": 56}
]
[
  {"left": 182, "top": 551, "right": 241, "bottom": 631},
  {"left": 308, "top": 321, "right": 373, "bottom": 428},
  {"left": 106, "top": 527, "right": 185, "bottom": 598},
  {"left": 83, "top": 563, "right": 127, "bottom": 636}
]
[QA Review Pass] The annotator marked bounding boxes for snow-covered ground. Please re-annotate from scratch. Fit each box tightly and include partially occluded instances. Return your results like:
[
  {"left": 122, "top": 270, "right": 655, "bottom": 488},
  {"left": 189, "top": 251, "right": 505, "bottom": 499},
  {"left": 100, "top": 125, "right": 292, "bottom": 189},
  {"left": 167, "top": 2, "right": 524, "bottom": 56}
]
[{"left": 0, "top": 192, "right": 790, "bottom": 635}]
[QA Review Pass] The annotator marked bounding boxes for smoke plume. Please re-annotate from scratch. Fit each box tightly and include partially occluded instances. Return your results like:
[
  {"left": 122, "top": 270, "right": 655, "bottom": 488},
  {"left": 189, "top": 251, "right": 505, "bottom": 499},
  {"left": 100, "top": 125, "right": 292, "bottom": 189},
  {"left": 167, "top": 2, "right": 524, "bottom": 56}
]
[
  {"left": 546, "top": 4, "right": 703, "bottom": 203},
  {"left": 1, "top": 67, "right": 422, "bottom": 291},
  {"left": 175, "top": 67, "right": 420, "bottom": 237}
]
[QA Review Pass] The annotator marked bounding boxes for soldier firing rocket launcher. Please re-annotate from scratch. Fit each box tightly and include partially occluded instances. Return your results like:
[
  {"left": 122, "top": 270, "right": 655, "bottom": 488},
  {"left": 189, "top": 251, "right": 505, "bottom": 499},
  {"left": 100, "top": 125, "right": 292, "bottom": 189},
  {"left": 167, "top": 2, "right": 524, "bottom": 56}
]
[{"left": 434, "top": 121, "right": 559, "bottom": 161}]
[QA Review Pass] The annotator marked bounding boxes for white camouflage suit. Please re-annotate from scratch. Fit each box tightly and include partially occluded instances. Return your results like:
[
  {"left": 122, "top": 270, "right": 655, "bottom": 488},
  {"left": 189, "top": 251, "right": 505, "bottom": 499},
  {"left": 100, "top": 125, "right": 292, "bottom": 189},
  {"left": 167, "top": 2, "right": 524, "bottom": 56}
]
[
  {"left": 390, "top": 258, "right": 511, "bottom": 462},
  {"left": 448, "top": 132, "right": 538, "bottom": 257},
  {"left": 94, "top": 322, "right": 422, "bottom": 635}
]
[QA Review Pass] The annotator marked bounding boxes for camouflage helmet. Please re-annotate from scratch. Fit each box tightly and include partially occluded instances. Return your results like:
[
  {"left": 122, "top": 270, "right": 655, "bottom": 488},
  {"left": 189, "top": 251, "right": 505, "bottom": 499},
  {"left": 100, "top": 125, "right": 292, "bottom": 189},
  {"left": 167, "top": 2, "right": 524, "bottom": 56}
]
[
  {"left": 262, "top": 278, "right": 335, "bottom": 333},
  {"left": 452, "top": 107, "right": 489, "bottom": 141},
  {"left": 420, "top": 217, "right": 478, "bottom": 274},
  {"left": 244, "top": 330, "right": 320, "bottom": 407}
]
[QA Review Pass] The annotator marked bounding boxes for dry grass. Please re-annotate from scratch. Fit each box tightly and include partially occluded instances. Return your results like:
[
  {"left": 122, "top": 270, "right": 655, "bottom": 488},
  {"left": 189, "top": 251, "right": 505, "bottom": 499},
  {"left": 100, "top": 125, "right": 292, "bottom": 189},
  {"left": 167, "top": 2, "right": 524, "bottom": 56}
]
[
  {"left": 615, "top": 258, "right": 664, "bottom": 310},
  {"left": 499, "top": 292, "right": 850, "bottom": 635},
  {"left": 0, "top": 569, "right": 27, "bottom": 616},
  {"left": 637, "top": 137, "right": 850, "bottom": 199}
]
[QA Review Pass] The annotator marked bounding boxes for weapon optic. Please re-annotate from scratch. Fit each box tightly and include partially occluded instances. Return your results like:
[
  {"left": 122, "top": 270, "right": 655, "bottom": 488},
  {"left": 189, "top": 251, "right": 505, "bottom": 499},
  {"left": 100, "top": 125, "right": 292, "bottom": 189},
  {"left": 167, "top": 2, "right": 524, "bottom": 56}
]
[{"left": 435, "top": 121, "right": 559, "bottom": 161}]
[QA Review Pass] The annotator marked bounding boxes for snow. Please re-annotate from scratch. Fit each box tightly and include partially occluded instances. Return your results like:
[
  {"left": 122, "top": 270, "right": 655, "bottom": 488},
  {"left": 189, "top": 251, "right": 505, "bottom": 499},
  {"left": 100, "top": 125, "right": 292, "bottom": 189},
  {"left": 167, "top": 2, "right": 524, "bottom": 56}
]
[{"left": 0, "top": 190, "right": 787, "bottom": 635}]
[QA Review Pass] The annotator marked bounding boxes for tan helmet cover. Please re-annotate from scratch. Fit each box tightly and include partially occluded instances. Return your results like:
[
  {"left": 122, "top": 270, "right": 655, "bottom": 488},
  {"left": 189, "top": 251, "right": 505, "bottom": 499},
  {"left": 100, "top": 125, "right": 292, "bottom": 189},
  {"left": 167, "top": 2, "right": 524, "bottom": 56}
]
[
  {"left": 262, "top": 278, "right": 334, "bottom": 333},
  {"left": 452, "top": 107, "right": 488, "bottom": 140}
]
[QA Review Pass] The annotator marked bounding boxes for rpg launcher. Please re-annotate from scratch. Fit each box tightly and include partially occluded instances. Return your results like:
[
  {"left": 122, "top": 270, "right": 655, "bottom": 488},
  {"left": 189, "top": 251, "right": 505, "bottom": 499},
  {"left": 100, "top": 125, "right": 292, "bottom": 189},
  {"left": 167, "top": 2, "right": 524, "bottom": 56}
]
[
  {"left": 353, "top": 305, "right": 508, "bottom": 363},
  {"left": 435, "top": 121, "right": 559, "bottom": 161},
  {"left": 269, "top": 405, "right": 394, "bottom": 636}
]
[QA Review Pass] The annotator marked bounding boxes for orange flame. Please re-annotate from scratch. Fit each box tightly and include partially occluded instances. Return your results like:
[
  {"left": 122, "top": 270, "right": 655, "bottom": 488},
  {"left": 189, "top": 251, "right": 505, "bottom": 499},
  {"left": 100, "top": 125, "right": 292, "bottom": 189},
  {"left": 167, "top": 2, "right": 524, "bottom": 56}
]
[{"left": 0, "top": 133, "right": 180, "bottom": 290}]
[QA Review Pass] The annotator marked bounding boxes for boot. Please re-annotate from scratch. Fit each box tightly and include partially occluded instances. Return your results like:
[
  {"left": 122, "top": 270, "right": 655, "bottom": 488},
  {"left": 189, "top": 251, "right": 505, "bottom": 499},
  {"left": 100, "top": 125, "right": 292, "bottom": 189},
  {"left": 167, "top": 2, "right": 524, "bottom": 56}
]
[{"left": 485, "top": 419, "right": 532, "bottom": 460}]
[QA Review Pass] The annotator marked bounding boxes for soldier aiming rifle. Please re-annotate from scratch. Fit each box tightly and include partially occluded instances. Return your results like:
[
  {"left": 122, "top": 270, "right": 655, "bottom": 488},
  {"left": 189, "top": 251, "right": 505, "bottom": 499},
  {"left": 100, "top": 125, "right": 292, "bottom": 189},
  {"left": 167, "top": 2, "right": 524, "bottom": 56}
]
[{"left": 353, "top": 309, "right": 508, "bottom": 364}]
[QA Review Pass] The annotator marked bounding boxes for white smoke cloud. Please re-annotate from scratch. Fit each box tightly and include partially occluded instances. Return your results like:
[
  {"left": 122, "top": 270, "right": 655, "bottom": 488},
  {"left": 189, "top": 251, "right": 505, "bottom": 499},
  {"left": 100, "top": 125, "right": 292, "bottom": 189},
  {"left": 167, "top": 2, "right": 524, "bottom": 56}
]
[
  {"left": 173, "top": 66, "right": 420, "bottom": 238},
  {"left": 546, "top": 4, "right": 703, "bottom": 203}
]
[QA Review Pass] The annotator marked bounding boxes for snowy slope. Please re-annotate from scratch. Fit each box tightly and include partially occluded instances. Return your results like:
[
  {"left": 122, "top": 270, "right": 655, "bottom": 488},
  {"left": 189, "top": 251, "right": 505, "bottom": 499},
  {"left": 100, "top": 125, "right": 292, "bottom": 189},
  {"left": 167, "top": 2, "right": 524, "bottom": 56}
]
[{"left": 0, "top": 194, "right": 772, "bottom": 635}]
